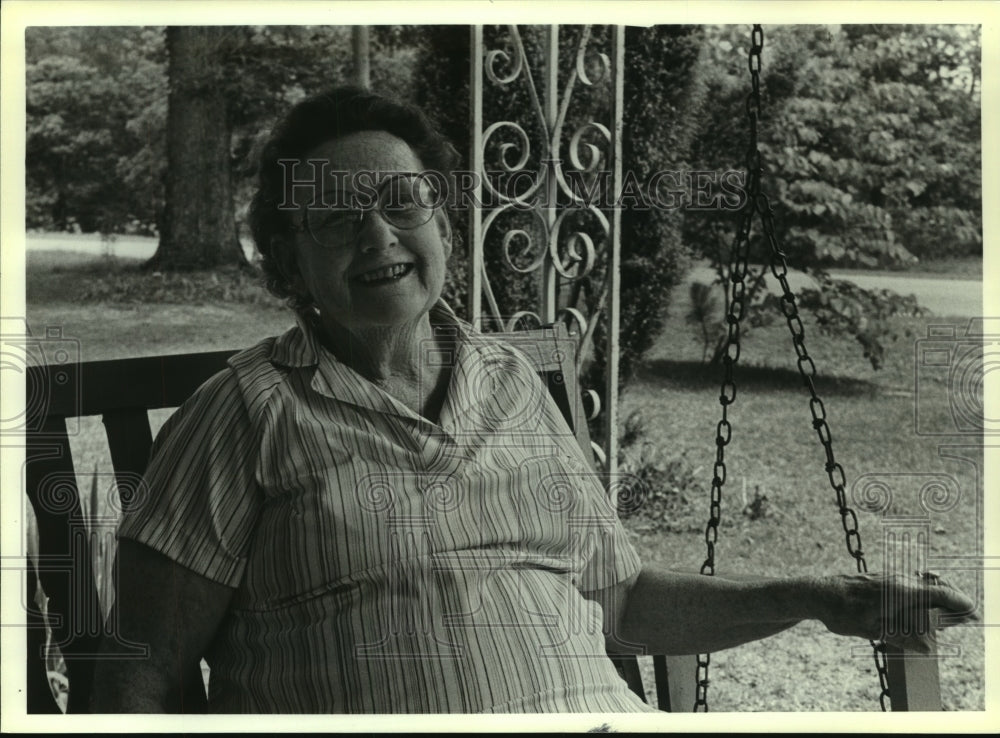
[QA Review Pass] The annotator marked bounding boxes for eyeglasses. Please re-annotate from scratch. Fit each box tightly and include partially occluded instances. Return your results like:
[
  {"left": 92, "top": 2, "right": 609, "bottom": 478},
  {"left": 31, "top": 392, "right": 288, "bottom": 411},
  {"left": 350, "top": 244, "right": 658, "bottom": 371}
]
[{"left": 298, "top": 173, "right": 441, "bottom": 249}]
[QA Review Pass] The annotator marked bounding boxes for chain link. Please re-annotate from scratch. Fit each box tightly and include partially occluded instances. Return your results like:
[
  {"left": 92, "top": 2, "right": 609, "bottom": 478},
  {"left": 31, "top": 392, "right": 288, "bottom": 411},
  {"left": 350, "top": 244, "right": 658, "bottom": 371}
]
[
  {"left": 695, "top": 24, "right": 891, "bottom": 713},
  {"left": 755, "top": 186, "right": 891, "bottom": 711},
  {"left": 693, "top": 24, "right": 764, "bottom": 714}
]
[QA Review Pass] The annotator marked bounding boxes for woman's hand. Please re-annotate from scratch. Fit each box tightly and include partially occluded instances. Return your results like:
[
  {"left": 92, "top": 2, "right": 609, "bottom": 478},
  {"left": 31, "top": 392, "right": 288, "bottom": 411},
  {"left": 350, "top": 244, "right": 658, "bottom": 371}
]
[{"left": 815, "top": 571, "right": 978, "bottom": 653}]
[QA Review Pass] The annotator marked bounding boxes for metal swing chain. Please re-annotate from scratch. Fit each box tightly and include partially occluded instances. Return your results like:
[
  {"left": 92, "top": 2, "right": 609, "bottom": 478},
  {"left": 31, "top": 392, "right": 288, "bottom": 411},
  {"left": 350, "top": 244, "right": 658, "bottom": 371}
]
[
  {"left": 750, "top": 119, "right": 893, "bottom": 714},
  {"left": 741, "top": 25, "right": 893, "bottom": 711},
  {"left": 695, "top": 25, "right": 890, "bottom": 713},
  {"left": 693, "top": 25, "right": 762, "bottom": 714}
]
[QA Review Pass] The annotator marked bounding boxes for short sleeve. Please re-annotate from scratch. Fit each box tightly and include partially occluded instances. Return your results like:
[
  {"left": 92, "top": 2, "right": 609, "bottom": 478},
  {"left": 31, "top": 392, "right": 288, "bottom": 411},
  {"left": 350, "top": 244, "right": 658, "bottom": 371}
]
[
  {"left": 574, "top": 491, "right": 643, "bottom": 593},
  {"left": 116, "top": 368, "right": 263, "bottom": 587}
]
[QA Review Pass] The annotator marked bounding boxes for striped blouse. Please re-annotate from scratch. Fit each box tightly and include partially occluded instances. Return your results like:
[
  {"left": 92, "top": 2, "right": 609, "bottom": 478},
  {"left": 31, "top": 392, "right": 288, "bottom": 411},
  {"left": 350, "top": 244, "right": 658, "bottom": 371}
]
[{"left": 117, "top": 301, "right": 650, "bottom": 713}]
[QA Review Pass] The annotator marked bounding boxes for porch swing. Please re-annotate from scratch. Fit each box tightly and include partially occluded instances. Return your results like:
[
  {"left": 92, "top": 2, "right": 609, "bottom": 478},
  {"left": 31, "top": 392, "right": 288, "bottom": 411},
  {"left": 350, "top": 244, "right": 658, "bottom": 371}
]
[{"left": 653, "top": 25, "right": 945, "bottom": 713}]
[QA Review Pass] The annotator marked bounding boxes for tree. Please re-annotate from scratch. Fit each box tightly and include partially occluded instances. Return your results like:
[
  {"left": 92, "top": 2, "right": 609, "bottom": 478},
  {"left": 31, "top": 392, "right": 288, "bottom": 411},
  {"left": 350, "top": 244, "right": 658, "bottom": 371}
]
[
  {"left": 148, "top": 26, "right": 246, "bottom": 270},
  {"left": 25, "top": 25, "right": 419, "bottom": 258},
  {"left": 352, "top": 26, "right": 371, "bottom": 88},
  {"left": 588, "top": 25, "right": 705, "bottom": 392},
  {"left": 25, "top": 27, "right": 166, "bottom": 235},
  {"left": 684, "top": 24, "right": 981, "bottom": 368}
]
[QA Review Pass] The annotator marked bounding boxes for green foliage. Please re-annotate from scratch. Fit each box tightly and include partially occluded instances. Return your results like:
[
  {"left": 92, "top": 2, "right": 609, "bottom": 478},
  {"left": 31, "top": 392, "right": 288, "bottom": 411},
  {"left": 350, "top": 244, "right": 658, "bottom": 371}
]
[
  {"left": 27, "top": 25, "right": 980, "bottom": 375},
  {"left": 686, "top": 24, "right": 981, "bottom": 369},
  {"left": 600, "top": 25, "right": 704, "bottom": 388},
  {"left": 411, "top": 26, "right": 473, "bottom": 320},
  {"left": 26, "top": 27, "right": 167, "bottom": 234},
  {"left": 741, "top": 486, "right": 773, "bottom": 521},
  {"left": 26, "top": 26, "right": 426, "bottom": 241},
  {"left": 792, "top": 274, "right": 929, "bottom": 370},
  {"left": 615, "top": 410, "right": 705, "bottom": 532},
  {"left": 688, "top": 24, "right": 981, "bottom": 269}
]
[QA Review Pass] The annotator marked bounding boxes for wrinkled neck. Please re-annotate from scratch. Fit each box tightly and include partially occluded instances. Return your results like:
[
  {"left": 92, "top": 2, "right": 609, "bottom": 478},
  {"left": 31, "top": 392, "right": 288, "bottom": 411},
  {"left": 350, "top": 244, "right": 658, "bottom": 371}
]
[{"left": 318, "top": 312, "right": 436, "bottom": 384}]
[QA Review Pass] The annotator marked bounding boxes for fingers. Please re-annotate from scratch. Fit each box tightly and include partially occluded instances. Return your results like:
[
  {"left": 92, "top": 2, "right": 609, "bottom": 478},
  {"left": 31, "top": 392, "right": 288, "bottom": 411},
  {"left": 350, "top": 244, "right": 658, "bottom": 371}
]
[
  {"left": 915, "top": 572, "right": 978, "bottom": 620},
  {"left": 917, "top": 570, "right": 943, "bottom": 586},
  {"left": 928, "top": 587, "right": 978, "bottom": 622},
  {"left": 869, "top": 572, "right": 978, "bottom": 646}
]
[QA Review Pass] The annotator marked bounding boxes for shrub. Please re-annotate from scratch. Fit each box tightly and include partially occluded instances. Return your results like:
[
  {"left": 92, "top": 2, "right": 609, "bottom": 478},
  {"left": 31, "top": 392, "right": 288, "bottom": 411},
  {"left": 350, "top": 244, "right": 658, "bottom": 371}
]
[{"left": 615, "top": 410, "right": 708, "bottom": 532}]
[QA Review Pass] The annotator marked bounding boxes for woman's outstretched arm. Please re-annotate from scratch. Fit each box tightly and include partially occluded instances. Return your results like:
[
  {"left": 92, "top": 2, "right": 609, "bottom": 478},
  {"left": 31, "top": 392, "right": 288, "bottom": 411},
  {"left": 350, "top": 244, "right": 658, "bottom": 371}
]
[{"left": 592, "top": 567, "right": 976, "bottom": 656}]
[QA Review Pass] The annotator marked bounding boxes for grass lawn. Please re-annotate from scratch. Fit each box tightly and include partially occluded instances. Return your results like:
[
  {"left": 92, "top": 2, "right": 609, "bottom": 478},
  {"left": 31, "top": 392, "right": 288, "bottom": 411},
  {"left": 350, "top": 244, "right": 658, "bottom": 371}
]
[
  {"left": 831, "top": 255, "right": 982, "bottom": 281},
  {"left": 21, "top": 250, "right": 985, "bottom": 712},
  {"left": 619, "top": 297, "right": 985, "bottom": 711}
]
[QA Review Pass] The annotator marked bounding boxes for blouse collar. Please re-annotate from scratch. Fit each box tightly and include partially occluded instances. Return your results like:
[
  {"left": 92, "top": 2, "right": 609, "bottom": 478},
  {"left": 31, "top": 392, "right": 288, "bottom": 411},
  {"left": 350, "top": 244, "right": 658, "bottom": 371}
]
[{"left": 267, "top": 300, "right": 473, "bottom": 424}]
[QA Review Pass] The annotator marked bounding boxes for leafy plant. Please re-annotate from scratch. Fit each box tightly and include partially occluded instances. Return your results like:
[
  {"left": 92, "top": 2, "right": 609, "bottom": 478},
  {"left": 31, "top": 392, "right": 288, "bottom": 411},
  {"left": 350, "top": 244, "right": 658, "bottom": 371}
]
[
  {"left": 793, "top": 273, "right": 929, "bottom": 370},
  {"left": 26, "top": 28, "right": 167, "bottom": 235},
  {"left": 615, "top": 409, "right": 707, "bottom": 532},
  {"left": 741, "top": 484, "right": 773, "bottom": 521},
  {"left": 685, "top": 24, "right": 980, "bottom": 369}
]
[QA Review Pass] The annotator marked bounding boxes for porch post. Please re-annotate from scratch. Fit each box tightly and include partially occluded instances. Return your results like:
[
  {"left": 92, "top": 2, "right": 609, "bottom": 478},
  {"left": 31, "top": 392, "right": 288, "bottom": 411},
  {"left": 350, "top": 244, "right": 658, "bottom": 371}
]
[
  {"left": 604, "top": 24, "right": 624, "bottom": 479},
  {"left": 468, "top": 25, "right": 484, "bottom": 329}
]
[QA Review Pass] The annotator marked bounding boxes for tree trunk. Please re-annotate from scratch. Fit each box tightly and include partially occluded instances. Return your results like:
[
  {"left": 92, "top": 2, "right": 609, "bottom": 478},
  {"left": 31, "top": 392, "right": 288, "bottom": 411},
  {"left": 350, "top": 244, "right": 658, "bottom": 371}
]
[
  {"left": 148, "top": 26, "right": 246, "bottom": 270},
  {"left": 352, "top": 26, "right": 370, "bottom": 89}
]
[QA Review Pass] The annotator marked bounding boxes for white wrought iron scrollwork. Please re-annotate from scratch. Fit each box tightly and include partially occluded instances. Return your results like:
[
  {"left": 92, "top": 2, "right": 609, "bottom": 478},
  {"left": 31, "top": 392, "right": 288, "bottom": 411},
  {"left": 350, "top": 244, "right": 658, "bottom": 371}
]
[
  {"left": 480, "top": 121, "right": 547, "bottom": 208},
  {"left": 484, "top": 45, "right": 523, "bottom": 86},
  {"left": 555, "top": 307, "right": 588, "bottom": 338},
  {"left": 470, "top": 24, "right": 623, "bottom": 475},
  {"left": 482, "top": 121, "right": 533, "bottom": 174},
  {"left": 504, "top": 311, "right": 544, "bottom": 333},
  {"left": 480, "top": 204, "right": 548, "bottom": 274},
  {"left": 548, "top": 205, "right": 605, "bottom": 279},
  {"left": 568, "top": 123, "right": 610, "bottom": 172}
]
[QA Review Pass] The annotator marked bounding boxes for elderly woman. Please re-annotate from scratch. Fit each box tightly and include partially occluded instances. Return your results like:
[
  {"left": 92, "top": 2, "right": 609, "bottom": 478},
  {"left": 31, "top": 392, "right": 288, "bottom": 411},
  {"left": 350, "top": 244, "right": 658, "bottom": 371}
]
[{"left": 91, "top": 87, "right": 974, "bottom": 714}]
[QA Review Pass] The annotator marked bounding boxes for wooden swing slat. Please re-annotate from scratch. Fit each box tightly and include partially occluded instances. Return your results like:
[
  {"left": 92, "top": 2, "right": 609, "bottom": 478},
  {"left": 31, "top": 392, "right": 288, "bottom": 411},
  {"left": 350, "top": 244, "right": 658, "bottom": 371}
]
[
  {"left": 656, "top": 655, "right": 699, "bottom": 712},
  {"left": 25, "top": 417, "right": 100, "bottom": 714},
  {"left": 884, "top": 644, "right": 943, "bottom": 710}
]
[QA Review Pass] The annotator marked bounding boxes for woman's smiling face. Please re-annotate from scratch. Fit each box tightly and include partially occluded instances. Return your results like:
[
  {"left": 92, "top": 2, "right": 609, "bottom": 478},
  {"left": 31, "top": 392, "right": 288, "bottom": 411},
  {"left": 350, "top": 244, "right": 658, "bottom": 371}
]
[{"left": 287, "top": 130, "right": 452, "bottom": 333}]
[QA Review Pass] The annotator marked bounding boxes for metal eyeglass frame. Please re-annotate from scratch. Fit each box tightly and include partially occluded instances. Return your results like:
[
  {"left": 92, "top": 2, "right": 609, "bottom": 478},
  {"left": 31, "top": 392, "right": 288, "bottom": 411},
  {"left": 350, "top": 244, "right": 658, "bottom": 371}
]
[{"left": 294, "top": 173, "right": 441, "bottom": 249}]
